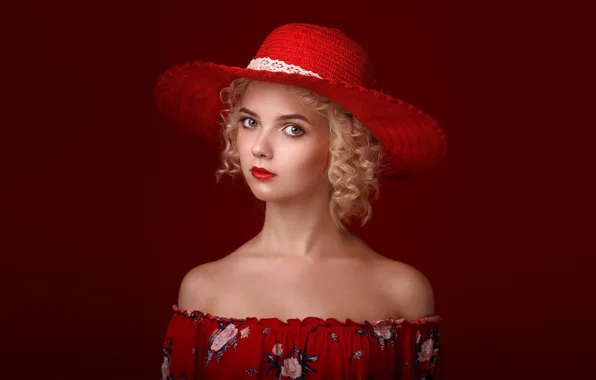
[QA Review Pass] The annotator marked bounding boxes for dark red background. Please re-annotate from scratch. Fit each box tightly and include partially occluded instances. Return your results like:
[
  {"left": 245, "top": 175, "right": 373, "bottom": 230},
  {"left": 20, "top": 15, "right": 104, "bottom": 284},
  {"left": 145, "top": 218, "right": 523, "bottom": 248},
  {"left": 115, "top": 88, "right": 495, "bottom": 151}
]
[{"left": 3, "top": 1, "right": 594, "bottom": 379}]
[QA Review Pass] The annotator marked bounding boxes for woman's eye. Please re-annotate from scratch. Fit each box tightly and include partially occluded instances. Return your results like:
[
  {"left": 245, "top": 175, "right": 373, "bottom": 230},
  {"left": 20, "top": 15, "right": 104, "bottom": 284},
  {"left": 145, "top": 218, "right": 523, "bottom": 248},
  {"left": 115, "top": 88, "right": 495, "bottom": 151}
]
[
  {"left": 283, "top": 125, "right": 304, "bottom": 137},
  {"left": 240, "top": 117, "right": 257, "bottom": 128}
]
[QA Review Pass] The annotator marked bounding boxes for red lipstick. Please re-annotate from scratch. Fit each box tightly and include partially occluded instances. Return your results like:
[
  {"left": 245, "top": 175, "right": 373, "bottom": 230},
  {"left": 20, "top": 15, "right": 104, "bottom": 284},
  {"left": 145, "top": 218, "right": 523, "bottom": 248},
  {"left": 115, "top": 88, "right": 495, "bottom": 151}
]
[{"left": 251, "top": 166, "right": 276, "bottom": 180}]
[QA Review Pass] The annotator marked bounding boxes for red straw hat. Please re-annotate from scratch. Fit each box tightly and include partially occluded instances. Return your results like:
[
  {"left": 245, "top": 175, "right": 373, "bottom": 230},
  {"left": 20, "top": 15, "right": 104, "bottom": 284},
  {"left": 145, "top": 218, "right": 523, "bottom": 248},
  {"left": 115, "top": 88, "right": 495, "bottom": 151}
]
[{"left": 155, "top": 23, "right": 447, "bottom": 178}]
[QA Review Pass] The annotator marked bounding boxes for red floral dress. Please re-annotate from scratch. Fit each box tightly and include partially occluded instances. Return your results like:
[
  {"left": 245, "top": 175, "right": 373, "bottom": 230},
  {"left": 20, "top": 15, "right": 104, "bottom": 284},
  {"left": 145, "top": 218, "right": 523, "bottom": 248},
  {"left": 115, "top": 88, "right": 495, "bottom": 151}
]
[{"left": 161, "top": 305, "right": 441, "bottom": 379}]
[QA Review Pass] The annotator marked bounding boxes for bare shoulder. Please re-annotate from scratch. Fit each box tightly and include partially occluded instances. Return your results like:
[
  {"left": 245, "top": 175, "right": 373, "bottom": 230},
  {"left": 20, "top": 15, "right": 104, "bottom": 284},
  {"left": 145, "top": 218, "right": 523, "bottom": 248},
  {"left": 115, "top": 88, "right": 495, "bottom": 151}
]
[
  {"left": 177, "top": 259, "right": 226, "bottom": 311},
  {"left": 177, "top": 243, "right": 255, "bottom": 311},
  {"left": 373, "top": 256, "right": 436, "bottom": 319}
]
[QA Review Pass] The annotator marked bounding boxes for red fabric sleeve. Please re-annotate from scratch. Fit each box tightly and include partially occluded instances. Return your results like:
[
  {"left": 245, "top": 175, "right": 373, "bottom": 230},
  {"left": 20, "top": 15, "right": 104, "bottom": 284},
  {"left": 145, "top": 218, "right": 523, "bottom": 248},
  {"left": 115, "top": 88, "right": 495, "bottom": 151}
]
[
  {"left": 161, "top": 313, "right": 199, "bottom": 380},
  {"left": 396, "top": 318, "right": 441, "bottom": 379}
]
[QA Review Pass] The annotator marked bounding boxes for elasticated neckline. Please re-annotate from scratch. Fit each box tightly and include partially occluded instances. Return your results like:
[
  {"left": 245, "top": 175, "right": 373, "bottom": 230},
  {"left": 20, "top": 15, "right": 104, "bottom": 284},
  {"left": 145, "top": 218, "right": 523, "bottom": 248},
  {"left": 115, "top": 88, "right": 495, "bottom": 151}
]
[{"left": 171, "top": 304, "right": 441, "bottom": 327}]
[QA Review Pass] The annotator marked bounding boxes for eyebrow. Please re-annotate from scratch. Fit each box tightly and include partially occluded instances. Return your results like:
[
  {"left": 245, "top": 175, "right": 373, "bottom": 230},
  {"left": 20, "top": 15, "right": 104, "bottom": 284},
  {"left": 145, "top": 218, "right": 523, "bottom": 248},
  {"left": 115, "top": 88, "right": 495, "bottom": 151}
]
[{"left": 239, "top": 107, "right": 312, "bottom": 124}]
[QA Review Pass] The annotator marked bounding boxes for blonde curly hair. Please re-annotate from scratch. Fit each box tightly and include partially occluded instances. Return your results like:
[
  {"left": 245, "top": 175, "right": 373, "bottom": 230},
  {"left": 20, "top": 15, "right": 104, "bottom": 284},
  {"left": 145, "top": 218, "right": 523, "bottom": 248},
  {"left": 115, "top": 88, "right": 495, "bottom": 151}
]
[{"left": 215, "top": 78, "right": 383, "bottom": 228}]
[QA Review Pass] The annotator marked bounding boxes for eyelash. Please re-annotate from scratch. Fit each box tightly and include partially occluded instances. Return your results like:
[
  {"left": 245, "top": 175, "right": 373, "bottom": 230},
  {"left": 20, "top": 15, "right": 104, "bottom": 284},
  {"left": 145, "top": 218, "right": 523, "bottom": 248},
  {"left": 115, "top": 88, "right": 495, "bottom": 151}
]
[{"left": 238, "top": 117, "right": 305, "bottom": 138}]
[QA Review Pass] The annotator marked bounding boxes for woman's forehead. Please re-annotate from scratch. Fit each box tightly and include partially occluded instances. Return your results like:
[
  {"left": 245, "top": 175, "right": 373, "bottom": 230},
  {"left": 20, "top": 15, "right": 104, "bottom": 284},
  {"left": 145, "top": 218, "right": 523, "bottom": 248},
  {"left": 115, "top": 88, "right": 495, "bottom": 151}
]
[
  {"left": 243, "top": 81, "right": 300, "bottom": 103},
  {"left": 241, "top": 81, "right": 322, "bottom": 120}
]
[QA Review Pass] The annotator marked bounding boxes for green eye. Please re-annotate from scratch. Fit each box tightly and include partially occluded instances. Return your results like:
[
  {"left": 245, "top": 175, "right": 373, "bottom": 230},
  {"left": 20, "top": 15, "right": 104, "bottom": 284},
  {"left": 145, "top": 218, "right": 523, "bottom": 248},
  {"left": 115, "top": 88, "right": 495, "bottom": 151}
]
[{"left": 283, "top": 125, "right": 304, "bottom": 137}]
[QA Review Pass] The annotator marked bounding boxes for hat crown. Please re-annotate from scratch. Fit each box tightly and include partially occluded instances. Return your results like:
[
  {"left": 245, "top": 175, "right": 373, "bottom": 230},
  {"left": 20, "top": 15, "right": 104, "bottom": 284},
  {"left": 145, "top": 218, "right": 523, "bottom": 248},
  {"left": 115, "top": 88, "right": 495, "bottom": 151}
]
[{"left": 249, "top": 24, "right": 375, "bottom": 87}]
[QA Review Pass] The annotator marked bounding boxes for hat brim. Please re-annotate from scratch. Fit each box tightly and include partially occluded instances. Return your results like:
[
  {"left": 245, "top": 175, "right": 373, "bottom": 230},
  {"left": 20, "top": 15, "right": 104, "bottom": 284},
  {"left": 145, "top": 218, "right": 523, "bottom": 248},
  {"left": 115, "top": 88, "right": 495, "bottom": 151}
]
[{"left": 154, "top": 61, "right": 447, "bottom": 177}]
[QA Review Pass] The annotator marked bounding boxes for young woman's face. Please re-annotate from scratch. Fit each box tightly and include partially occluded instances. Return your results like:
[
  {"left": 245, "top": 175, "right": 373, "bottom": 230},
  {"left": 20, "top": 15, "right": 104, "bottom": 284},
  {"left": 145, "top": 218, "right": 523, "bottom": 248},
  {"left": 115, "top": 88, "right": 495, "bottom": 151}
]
[{"left": 235, "top": 81, "right": 330, "bottom": 202}]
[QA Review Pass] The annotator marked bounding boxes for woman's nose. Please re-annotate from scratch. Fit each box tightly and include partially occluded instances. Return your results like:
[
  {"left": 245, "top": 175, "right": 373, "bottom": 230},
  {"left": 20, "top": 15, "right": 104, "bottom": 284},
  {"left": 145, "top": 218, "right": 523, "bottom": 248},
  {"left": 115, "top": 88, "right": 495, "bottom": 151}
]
[{"left": 251, "top": 130, "right": 273, "bottom": 159}]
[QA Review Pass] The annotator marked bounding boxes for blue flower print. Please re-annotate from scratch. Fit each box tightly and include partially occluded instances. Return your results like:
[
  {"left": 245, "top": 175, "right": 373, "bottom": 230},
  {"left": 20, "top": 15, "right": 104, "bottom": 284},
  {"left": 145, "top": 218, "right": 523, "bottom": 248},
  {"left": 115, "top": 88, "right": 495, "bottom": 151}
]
[
  {"left": 245, "top": 368, "right": 258, "bottom": 376},
  {"left": 356, "top": 321, "right": 396, "bottom": 351},
  {"left": 329, "top": 332, "right": 339, "bottom": 343}
]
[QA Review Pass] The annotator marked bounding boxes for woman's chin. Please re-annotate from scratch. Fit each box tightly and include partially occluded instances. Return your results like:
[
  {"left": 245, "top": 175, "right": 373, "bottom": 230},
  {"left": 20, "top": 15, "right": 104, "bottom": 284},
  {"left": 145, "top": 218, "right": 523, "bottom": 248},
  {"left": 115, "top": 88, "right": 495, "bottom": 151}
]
[
  {"left": 250, "top": 189, "right": 285, "bottom": 202},
  {"left": 247, "top": 184, "right": 295, "bottom": 203}
]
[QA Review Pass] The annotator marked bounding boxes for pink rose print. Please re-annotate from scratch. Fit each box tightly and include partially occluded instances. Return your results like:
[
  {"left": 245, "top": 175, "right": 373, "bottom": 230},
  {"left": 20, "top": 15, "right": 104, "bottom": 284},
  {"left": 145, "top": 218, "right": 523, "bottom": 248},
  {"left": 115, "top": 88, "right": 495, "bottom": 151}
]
[
  {"left": 210, "top": 323, "right": 239, "bottom": 351},
  {"left": 281, "top": 357, "right": 302, "bottom": 379},
  {"left": 240, "top": 327, "right": 250, "bottom": 339},
  {"left": 374, "top": 326, "right": 392, "bottom": 340},
  {"left": 272, "top": 343, "right": 284, "bottom": 357},
  {"left": 161, "top": 357, "right": 170, "bottom": 380},
  {"left": 418, "top": 338, "right": 436, "bottom": 362}
]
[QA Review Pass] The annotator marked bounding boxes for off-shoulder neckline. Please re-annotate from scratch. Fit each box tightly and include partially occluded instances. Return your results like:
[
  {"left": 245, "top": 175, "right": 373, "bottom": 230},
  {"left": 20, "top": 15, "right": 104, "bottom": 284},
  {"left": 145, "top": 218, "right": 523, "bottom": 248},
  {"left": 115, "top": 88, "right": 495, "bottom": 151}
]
[{"left": 171, "top": 304, "right": 441, "bottom": 327}]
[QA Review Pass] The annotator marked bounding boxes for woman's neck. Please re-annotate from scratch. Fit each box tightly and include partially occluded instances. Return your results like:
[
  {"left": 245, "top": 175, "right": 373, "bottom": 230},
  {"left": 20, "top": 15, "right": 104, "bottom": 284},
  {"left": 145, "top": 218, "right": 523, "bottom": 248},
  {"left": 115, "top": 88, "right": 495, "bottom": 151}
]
[{"left": 252, "top": 194, "right": 354, "bottom": 259}]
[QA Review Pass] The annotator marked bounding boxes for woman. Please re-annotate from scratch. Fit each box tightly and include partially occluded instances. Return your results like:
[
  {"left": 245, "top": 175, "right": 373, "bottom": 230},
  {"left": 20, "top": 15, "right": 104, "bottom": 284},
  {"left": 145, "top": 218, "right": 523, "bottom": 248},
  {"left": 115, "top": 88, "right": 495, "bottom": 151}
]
[{"left": 156, "top": 23, "right": 447, "bottom": 379}]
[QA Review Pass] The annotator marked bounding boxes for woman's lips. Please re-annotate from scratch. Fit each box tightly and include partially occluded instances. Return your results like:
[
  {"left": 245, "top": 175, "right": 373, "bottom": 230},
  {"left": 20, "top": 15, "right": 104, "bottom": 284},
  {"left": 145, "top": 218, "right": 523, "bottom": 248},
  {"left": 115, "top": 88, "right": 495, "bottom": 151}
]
[{"left": 251, "top": 166, "right": 276, "bottom": 180}]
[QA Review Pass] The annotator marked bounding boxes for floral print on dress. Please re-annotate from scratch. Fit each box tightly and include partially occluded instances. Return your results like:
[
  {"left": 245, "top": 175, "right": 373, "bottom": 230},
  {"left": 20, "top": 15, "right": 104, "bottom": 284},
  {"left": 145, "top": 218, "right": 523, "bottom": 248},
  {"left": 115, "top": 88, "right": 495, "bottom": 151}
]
[
  {"left": 412, "top": 328, "right": 440, "bottom": 379},
  {"left": 245, "top": 368, "right": 258, "bottom": 376},
  {"left": 165, "top": 305, "right": 442, "bottom": 378},
  {"left": 272, "top": 343, "right": 284, "bottom": 356},
  {"left": 264, "top": 343, "right": 320, "bottom": 379},
  {"left": 352, "top": 349, "right": 364, "bottom": 360},
  {"left": 281, "top": 357, "right": 302, "bottom": 378},
  {"left": 161, "top": 336, "right": 174, "bottom": 380},
  {"left": 205, "top": 321, "right": 247, "bottom": 365},
  {"left": 329, "top": 332, "right": 339, "bottom": 343},
  {"left": 355, "top": 321, "right": 397, "bottom": 351}
]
